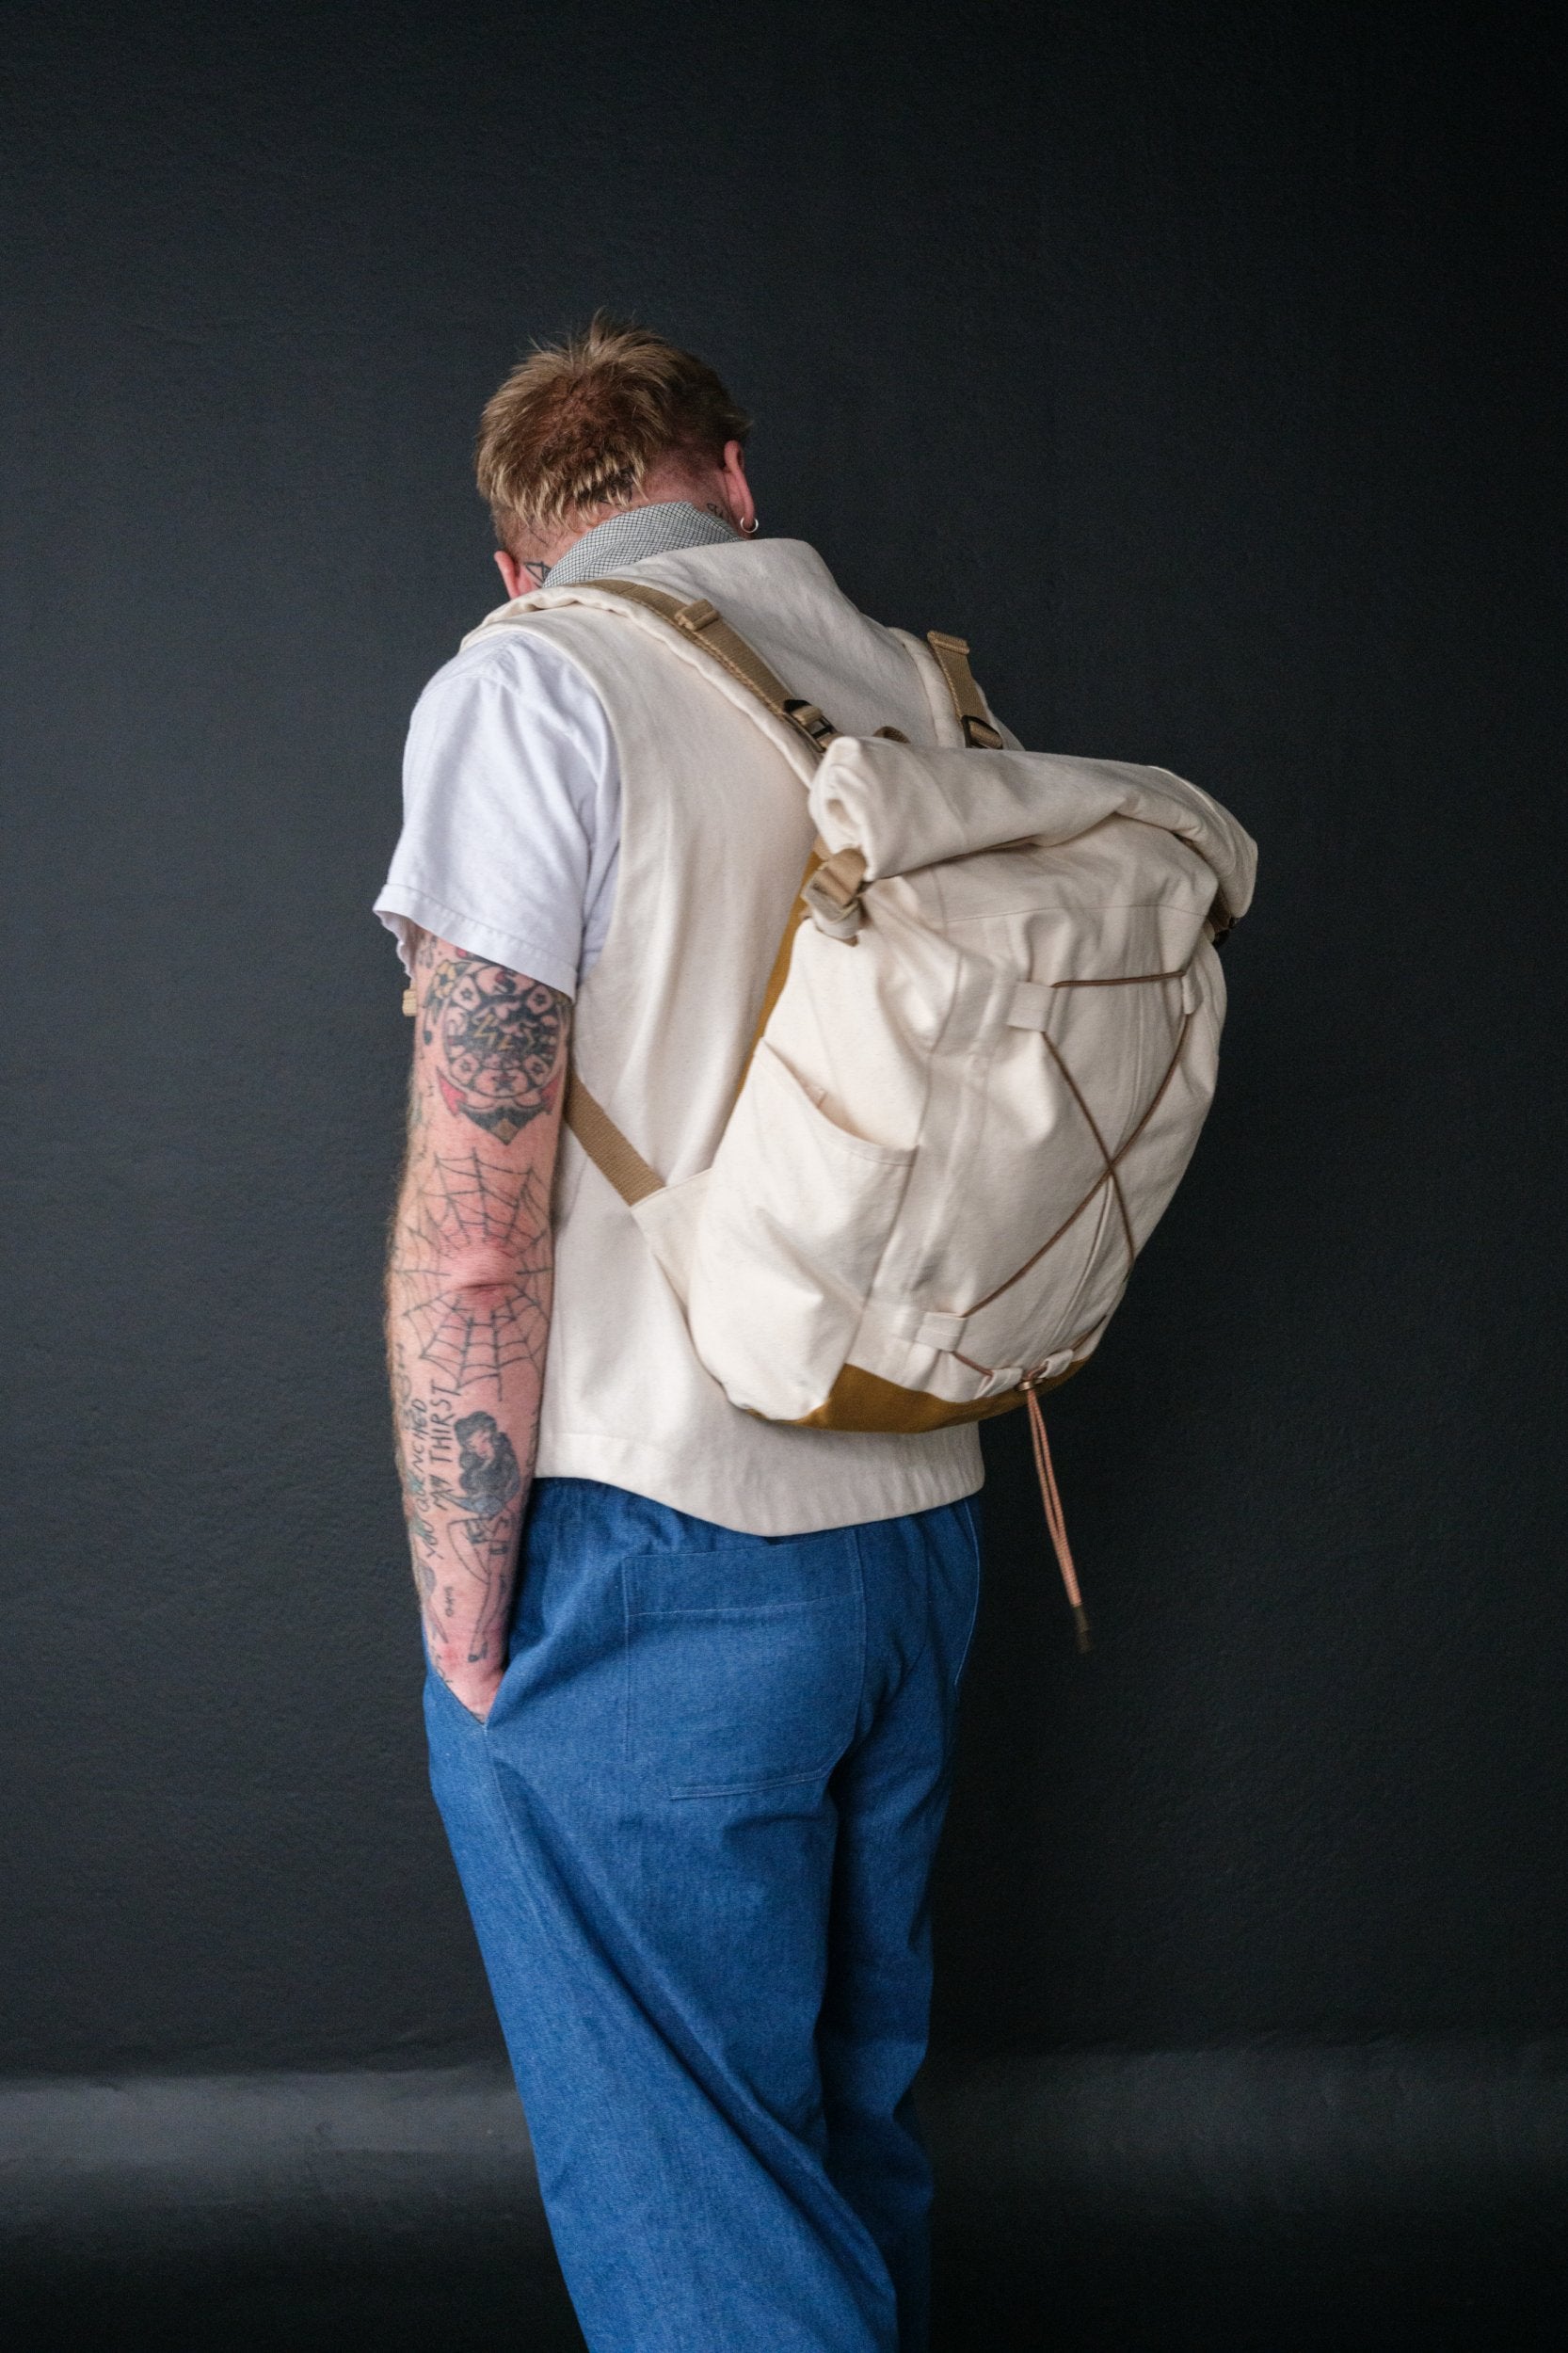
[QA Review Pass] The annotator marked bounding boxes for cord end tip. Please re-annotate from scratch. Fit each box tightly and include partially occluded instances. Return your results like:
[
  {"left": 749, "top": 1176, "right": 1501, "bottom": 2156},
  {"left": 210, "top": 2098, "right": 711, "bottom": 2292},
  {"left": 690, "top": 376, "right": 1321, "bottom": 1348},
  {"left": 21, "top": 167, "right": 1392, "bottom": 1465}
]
[{"left": 1073, "top": 1606, "right": 1092, "bottom": 1656}]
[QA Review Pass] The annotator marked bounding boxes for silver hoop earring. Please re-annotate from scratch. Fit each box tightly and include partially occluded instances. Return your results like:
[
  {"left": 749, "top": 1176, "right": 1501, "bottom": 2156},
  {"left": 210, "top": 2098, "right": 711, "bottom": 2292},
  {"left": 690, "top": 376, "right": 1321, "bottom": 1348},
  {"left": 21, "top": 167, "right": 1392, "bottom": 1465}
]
[{"left": 742, "top": 516, "right": 760, "bottom": 536}]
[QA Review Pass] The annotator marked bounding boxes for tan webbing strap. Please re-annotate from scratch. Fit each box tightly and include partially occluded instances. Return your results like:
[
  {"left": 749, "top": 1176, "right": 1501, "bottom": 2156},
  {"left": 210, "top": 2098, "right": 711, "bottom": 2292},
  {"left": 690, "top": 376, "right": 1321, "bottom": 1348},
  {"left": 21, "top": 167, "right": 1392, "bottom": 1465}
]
[
  {"left": 584, "top": 577, "right": 838, "bottom": 755},
  {"left": 926, "top": 630, "right": 1005, "bottom": 749},
  {"left": 564, "top": 1070, "right": 664, "bottom": 1207},
  {"left": 555, "top": 579, "right": 845, "bottom": 1207}
]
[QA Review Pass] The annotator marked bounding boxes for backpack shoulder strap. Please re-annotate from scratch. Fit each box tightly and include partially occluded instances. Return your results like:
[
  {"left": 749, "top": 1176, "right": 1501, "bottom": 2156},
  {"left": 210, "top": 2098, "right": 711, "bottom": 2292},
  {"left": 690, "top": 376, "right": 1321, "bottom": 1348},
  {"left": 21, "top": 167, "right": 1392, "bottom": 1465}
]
[
  {"left": 583, "top": 575, "right": 839, "bottom": 756},
  {"left": 563, "top": 1070, "right": 663, "bottom": 1207},
  {"left": 558, "top": 577, "right": 843, "bottom": 1207},
  {"left": 552, "top": 579, "right": 904, "bottom": 1202},
  {"left": 925, "top": 630, "right": 1005, "bottom": 748}
]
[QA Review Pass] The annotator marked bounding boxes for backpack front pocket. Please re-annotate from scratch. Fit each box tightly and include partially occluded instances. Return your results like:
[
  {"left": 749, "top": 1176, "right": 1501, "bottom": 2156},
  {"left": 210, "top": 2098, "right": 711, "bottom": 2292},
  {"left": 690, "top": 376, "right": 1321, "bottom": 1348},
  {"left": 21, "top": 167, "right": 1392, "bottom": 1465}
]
[{"left": 686, "top": 1039, "right": 915, "bottom": 1421}]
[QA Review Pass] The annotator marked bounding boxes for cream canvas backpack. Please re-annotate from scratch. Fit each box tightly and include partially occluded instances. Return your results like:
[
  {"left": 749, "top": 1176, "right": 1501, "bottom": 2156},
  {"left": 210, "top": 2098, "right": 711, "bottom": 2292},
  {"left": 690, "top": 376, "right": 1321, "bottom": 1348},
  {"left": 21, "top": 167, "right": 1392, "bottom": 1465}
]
[{"left": 564, "top": 580, "right": 1258, "bottom": 1641}]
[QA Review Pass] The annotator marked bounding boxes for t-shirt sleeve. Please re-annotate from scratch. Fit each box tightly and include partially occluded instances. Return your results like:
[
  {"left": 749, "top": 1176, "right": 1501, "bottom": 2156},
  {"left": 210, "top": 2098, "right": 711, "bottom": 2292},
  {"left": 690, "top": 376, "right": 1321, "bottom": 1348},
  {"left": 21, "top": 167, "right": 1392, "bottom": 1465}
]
[{"left": 374, "top": 632, "right": 617, "bottom": 1000}]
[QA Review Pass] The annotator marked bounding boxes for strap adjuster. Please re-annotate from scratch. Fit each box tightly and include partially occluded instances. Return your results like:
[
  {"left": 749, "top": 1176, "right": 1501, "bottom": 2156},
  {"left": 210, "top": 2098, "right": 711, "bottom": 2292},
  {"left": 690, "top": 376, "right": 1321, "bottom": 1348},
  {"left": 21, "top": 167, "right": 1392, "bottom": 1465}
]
[
  {"left": 962, "top": 714, "right": 1004, "bottom": 750},
  {"left": 927, "top": 629, "right": 1005, "bottom": 750},
  {"left": 783, "top": 697, "right": 837, "bottom": 748},
  {"left": 803, "top": 845, "right": 869, "bottom": 939}
]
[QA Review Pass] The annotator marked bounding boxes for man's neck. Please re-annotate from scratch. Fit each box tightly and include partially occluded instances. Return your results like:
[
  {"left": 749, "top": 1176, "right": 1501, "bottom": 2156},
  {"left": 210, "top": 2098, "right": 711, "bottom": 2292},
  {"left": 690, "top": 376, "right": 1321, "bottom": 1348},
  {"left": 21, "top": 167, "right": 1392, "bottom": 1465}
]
[{"left": 539, "top": 501, "right": 740, "bottom": 589}]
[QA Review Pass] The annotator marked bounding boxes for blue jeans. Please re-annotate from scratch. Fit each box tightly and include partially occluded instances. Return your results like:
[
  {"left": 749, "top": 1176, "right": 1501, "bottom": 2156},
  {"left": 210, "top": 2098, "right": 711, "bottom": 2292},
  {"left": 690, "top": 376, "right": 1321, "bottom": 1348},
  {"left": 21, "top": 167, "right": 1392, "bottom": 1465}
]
[{"left": 424, "top": 1475, "right": 983, "bottom": 2353}]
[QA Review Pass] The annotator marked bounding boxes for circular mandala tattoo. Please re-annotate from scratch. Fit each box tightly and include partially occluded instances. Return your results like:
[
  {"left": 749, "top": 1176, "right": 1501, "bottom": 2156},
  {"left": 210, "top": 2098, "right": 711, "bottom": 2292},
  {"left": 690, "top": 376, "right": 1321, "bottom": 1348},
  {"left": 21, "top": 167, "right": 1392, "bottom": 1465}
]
[{"left": 423, "top": 957, "right": 565, "bottom": 1143}]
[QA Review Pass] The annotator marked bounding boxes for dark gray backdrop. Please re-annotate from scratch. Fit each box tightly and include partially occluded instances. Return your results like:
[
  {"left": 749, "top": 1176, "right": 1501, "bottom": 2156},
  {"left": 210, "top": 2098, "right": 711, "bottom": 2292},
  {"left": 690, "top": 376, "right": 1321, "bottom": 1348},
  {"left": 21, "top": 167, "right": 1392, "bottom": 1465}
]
[{"left": 3, "top": 3, "right": 1565, "bottom": 2345}]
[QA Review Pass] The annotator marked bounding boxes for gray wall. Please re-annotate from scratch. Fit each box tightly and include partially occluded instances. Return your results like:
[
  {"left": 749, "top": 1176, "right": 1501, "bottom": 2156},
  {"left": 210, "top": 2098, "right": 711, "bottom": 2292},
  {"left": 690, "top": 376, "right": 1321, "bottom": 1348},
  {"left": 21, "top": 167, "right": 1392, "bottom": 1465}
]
[{"left": 4, "top": 0, "right": 1564, "bottom": 2104}]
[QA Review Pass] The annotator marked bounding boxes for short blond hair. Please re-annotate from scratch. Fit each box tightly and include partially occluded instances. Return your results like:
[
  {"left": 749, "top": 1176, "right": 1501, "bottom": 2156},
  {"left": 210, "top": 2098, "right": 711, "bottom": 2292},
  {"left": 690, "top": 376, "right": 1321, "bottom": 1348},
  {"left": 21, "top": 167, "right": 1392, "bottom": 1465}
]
[{"left": 475, "top": 313, "right": 751, "bottom": 550}]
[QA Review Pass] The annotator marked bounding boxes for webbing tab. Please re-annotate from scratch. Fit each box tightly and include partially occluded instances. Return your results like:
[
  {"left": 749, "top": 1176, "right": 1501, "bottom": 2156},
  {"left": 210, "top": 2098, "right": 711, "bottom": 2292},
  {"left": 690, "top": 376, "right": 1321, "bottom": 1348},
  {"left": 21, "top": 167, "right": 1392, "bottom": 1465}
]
[
  {"left": 1007, "top": 980, "right": 1051, "bottom": 1031},
  {"left": 926, "top": 630, "right": 1005, "bottom": 749},
  {"left": 802, "top": 845, "right": 869, "bottom": 939}
]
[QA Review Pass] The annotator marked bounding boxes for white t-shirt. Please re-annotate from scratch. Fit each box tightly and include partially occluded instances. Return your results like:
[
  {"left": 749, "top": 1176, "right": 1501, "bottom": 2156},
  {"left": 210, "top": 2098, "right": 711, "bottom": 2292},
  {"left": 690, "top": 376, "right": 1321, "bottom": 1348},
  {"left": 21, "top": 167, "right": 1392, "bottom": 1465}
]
[{"left": 376, "top": 631, "right": 618, "bottom": 999}]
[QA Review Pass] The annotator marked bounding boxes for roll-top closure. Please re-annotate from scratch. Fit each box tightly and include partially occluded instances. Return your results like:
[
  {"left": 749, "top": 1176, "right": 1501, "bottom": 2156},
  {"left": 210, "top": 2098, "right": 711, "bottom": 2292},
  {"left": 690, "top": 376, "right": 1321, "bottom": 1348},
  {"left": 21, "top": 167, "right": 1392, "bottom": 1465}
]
[{"left": 808, "top": 736, "right": 1257, "bottom": 922}]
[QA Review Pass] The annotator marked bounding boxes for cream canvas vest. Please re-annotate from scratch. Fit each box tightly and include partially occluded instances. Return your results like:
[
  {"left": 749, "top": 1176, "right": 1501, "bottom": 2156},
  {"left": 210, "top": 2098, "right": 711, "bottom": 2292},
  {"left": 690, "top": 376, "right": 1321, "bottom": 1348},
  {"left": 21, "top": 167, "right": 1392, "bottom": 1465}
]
[{"left": 467, "top": 537, "right": 985, "bottom": 1535}]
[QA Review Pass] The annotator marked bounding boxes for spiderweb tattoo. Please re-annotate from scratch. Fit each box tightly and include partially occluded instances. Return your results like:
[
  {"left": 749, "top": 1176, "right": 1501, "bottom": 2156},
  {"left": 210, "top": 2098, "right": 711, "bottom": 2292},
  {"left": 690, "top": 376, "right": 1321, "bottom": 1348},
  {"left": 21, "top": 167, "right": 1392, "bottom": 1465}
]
[{"left": 392, "top": 1150, "right": 552, "bottom": 1394}]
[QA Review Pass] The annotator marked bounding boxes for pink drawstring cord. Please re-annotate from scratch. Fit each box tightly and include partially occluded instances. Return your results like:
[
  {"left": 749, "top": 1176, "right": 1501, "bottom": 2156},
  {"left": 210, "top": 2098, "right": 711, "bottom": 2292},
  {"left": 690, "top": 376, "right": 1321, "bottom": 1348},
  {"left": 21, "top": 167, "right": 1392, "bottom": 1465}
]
[{"left": 1024, "top": 1385, "right": 1091, "bottom": 1654}]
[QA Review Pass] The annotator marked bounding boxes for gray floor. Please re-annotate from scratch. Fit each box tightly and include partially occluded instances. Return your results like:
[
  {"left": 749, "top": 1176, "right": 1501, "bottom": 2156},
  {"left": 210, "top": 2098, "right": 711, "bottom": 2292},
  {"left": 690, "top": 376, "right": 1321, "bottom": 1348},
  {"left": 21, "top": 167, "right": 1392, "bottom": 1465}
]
[{"left": 5, "top": 2048, "right": 1566, "bottom": 2350}]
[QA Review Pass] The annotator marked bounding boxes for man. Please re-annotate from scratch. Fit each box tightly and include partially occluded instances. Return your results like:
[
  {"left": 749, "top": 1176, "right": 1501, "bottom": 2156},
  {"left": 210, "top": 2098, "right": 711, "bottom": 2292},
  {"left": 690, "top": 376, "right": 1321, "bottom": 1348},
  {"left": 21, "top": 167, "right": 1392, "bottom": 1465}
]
[{"left": 378, "top": 316, "right": 986, "bottom": 2352}]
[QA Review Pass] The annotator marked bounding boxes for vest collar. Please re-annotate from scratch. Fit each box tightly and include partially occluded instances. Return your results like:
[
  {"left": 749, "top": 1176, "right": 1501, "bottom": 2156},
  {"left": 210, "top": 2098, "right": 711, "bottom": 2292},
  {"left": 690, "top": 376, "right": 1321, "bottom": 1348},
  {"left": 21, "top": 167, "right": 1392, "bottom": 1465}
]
[{"left": 543, "top": 500, "right": 739, "bottom": 587}]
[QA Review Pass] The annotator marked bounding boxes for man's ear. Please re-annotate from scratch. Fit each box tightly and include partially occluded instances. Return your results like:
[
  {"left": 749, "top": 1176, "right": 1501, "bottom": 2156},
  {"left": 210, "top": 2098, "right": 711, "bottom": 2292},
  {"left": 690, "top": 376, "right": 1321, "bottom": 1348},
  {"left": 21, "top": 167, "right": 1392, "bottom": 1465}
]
[
  {"left": 496, "top": 547, "right": 555, "bottom": 598},
  {"left": 720, "top": 440, "right": 757, "bottom": 536}
]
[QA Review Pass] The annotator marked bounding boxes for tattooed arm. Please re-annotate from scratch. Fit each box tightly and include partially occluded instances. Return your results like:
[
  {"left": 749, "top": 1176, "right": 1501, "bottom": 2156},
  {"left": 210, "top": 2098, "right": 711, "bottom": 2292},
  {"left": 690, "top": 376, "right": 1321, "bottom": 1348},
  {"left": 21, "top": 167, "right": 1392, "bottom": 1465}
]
[{"left": 386, "top": 930, "right": 568, "bottom": 1719}]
